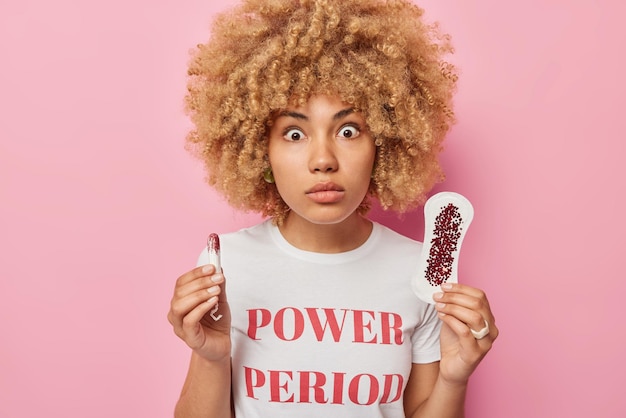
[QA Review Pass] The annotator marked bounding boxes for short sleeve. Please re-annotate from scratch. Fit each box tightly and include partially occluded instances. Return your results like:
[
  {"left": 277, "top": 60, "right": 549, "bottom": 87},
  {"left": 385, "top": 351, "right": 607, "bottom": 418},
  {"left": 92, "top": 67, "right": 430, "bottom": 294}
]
[{"left": 410, "top": 303, "right": 442, "bottom": 364}]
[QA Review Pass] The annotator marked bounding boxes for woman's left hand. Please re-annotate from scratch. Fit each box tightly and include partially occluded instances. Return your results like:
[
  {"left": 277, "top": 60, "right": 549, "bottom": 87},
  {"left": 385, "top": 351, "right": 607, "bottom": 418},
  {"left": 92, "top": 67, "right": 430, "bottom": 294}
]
[{"left": 433, "top": 282, "right": 498, "bottom": 386}]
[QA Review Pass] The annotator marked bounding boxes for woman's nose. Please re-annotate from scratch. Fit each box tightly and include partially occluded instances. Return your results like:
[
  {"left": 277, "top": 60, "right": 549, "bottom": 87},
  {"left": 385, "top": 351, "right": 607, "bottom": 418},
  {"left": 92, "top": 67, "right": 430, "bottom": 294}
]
[{"left": 309, "top": 138, "right": 338, "bottom": 173}]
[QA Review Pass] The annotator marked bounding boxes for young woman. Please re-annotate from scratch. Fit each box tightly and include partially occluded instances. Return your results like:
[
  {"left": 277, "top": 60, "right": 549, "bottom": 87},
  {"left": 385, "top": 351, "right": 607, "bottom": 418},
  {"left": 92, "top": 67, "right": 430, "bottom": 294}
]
[{"left": 168, "top": 1, "right": 498, "bottom": 417}]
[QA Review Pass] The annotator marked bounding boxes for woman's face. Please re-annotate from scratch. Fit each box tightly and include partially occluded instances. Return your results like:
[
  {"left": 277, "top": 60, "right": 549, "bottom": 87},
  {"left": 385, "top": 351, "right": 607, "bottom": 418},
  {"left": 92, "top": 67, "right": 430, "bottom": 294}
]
[{"left": 268, "top": 95, "right": 376, "bottom": 226}]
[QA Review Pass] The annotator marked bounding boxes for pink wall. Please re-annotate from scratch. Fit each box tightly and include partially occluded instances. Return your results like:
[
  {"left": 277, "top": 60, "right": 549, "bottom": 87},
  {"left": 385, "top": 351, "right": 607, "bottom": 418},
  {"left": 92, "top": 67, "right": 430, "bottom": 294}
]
[{"left": 1, "top": 0, "right": 624, "bottom": 416}]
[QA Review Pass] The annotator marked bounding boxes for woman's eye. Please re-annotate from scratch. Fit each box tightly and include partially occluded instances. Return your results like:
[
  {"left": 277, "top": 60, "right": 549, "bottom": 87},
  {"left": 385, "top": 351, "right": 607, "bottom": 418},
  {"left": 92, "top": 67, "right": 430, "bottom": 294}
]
[
  {"left": 284, "top": 128, "right": 305, "bottom": 141},
  {"left": 338, "top": 125, "right": 360, "bottom": 139}
]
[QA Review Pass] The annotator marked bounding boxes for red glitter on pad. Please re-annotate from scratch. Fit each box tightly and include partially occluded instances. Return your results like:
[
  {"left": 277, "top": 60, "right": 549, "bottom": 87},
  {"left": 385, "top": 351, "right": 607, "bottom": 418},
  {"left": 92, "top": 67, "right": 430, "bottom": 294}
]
[
  {"left": 424, "top": 203, "right": 463, "bottom": 286},
  {"left": 412, "top": 191, "right": 473, "bottom": 304}
]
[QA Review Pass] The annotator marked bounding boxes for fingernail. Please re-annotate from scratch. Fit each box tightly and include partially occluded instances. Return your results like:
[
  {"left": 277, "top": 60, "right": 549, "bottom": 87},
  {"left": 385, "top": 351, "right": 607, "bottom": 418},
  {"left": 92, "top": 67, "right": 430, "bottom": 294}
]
[
  {"left": 202, "top": 265, "right": 213, "bottom": 274},
  {"left": 207, "top": 286, "right": 219, "bottom": 295},
  {"left": 211, "top": 273, "right": 224, "bottom": 283},
  {"left": 441, "top": 283, "right": 453, "bottom": 290},
  {"left": 433, "top": 292, "right": 444, "bottom": 300},
  {"left": 436, "top": 302, "right": 446, "bottom": 309}
]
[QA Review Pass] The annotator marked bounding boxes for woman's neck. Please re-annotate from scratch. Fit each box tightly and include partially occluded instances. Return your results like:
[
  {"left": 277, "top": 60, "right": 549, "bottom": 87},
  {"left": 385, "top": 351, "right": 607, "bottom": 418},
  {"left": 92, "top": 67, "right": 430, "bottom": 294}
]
[{"left": 278, "top": 212, "right": 373, "bottom": 254}]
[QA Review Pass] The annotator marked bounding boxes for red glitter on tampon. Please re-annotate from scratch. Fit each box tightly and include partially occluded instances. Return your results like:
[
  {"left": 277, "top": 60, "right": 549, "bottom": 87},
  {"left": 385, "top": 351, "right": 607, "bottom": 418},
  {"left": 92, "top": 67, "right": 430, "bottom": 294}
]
[
  {"left": 207, "top": 233, "right": 220, "bottom": 253},
  {"left": 424, "top": 203, "right": 463, "bottom": 286}
]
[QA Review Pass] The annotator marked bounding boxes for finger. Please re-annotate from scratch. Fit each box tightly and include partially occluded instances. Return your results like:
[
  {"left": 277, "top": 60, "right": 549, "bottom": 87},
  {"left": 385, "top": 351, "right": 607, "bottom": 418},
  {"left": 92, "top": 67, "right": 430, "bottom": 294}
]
[
  {"left": 436, "top": 301, "right": 486, "bottom": 334},
  {"left": 169, "top": 286, "right": 222, "bottom": 327},
  {"left": 176, "top": 296, "right": 219, "bottom": 349},
  {"left": 441, "top": 282, "right": 488, "bottom": 301},
  {"left": 179, "top": 273, "right": 228, "bottom": 305},
  {"left": 182, "top": 296, "right": 219, "bottom": 331},
  {"left": 439, "top": 313, "right": 478, "bottom": 345},
  {"left": 437, "top": 285, "right": 493, "bottom": 321},
  {"left": 439, "top": 314, "right": 493, "bottom": 362},
  {"left": 438, "top": 305, "right": 498, "bottom": 343},
  {"left": 175, "top": 273, "right": 225, "bottom": 299},
  {"left": 175, "top": 264, "right": 217, "bottom": 287}
]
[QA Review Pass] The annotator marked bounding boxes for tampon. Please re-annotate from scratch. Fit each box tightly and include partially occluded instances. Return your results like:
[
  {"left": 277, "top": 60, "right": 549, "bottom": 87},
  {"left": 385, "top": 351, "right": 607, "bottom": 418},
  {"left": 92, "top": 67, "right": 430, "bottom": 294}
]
[{"left": 207, "top": 233, "right": 223, "bottom": 321}]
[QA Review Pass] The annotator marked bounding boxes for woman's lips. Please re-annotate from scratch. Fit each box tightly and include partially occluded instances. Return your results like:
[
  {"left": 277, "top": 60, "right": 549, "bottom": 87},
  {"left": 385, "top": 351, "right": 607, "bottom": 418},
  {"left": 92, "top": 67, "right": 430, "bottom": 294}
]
[{"left": 305, "top": 183, "right": 345, "bottom": 203}]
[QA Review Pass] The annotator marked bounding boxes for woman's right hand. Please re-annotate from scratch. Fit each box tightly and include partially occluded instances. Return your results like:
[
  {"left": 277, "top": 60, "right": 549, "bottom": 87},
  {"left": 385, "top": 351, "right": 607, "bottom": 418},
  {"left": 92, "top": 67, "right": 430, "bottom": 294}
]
[{"left": 168, "top": 264, "right": 231, "bottom": 362}]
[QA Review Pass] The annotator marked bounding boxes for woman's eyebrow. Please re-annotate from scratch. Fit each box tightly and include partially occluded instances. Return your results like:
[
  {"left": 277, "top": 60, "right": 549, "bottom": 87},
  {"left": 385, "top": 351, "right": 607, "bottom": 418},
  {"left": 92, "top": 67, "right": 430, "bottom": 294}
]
[
  {"left": 333, "top": 108, "right": 354, "bottom": 120},
  {"left": 276, "top": 107, "right": 355, "bottom": 121},
  {"left": 277, "top": 110, "right": 307, "bottom": 120}
]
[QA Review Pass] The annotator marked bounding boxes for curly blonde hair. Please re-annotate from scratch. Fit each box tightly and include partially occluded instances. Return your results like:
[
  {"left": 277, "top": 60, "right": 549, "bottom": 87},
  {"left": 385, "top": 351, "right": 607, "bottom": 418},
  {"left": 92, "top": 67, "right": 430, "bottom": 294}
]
[{"left": 185, "top": 0, "right": 457, "bottom": 224}]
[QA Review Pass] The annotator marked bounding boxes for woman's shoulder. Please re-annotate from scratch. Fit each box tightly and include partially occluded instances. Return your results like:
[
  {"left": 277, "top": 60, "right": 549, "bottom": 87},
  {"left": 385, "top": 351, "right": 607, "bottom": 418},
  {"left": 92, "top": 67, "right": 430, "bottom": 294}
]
[
  {"left": 219, "top": 219, "right": 275, "bottom": 253},
  {"left": 373, "top": 221, "right": 422, "bottom": 246},
  {"left": 221, "top": 219, "right": 271, "bottom": 240}
]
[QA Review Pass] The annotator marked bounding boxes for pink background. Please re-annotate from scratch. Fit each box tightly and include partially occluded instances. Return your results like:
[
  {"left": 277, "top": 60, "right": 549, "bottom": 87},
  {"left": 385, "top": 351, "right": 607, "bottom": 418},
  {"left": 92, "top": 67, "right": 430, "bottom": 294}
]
[{"left": 1, "top": 0, "right": 624, "bottom": 416}]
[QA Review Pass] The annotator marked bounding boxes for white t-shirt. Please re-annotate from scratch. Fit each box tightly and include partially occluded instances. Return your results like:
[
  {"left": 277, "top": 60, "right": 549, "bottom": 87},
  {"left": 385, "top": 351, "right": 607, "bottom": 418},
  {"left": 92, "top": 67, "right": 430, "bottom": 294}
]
[{"left": 197, "top": 220, "right": 441, "bottom": 418}]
